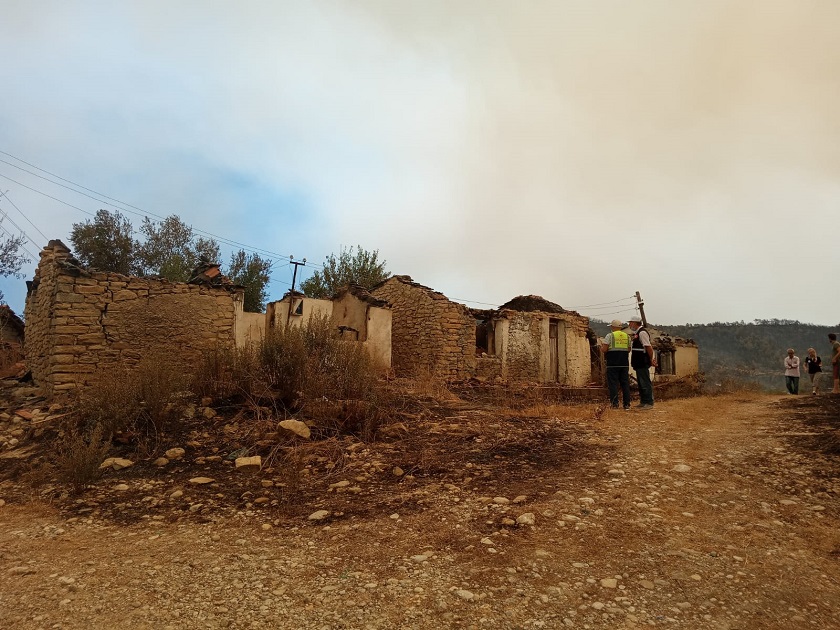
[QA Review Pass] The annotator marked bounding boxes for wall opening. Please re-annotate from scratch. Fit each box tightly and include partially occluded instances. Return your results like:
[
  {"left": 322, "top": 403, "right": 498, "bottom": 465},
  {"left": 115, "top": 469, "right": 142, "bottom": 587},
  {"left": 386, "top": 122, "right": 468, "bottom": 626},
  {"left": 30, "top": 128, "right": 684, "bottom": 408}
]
[
  {"left": 475, "top": 320, "right": 495, "bottom": 356},
  {"left": 657, "top": 350, "right": 676, "bottom": 375}
]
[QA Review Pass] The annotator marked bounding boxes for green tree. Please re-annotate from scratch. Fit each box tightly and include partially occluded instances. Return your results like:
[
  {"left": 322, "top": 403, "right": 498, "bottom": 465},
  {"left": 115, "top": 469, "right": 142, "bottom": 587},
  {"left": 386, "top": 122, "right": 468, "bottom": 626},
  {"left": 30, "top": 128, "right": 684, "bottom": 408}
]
[
  {"left": 135, "top": 215, "right": 220, "bottom": 281},
  {"left": 0, "top": 222, "right": 29, "bottom": 304},
  {"left": 300, "top": 246, "right": 388, "bottom": 298},
  {"left": 226, "top": 250, "right": 273, "bottom": 312},
  {"left": 69, "top": 209, "right": 135, "bottom": 275}
]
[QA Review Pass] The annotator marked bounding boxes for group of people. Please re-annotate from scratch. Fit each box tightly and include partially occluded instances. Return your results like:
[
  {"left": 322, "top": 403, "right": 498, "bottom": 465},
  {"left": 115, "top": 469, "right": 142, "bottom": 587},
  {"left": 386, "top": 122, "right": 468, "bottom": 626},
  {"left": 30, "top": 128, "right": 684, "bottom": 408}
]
[
  {"left": 783, "top": 333, "right": 840, "bottom": 395},
  {"left": 601, "top": 316, "right": 656, "bottom": 410}
]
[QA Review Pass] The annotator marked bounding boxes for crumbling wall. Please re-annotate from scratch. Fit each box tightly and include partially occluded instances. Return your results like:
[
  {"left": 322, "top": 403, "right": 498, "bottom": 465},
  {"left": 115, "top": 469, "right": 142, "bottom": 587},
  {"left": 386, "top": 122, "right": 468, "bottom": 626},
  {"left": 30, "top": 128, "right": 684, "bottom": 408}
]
[
  {"left": 674, "top": 344, "right": 699, "bottom": 377},
  {"left": 503, "top": 311, "right": 542, "bottom": 381},
  {"left": 24, "top": 241, "right": 240, "bottom": 394},
  {"left": 371, "top": 276, "right": 475, "bottom": 379},
  {"left": 561, "top": 313, "right": 592, "bottom": 387}
]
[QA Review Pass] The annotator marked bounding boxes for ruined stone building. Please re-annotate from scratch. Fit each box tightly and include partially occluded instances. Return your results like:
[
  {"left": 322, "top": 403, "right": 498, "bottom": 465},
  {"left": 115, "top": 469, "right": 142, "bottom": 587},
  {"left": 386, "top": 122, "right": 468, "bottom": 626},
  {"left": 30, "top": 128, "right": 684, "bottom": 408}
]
[
  {"left": 650, "top": 329, "right": 699, "bottom": 380},
  {"left": 0, "top": 305, "right": 25, "bottom": 373},
  {"left": 370, "top": 276, "right": 476, "bottom": 380},
  {"left": 24, "top": 241, "right": 245, "bottom": 394},
  {"left": 265, "top": 285, "right": 392, "bottom": 370},
  {"left": 370, "top": 276, "right": 594, "bottom": 385}
]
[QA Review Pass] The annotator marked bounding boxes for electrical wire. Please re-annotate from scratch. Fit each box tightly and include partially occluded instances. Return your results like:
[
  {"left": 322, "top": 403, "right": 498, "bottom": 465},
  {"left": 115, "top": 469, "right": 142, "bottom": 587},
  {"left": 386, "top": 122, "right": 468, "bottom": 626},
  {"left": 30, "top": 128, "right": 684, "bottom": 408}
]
[
  {"left": 0, "top": 221, "right": 39, "bottom": 262},
  {"left": 0, "top": 152, "right": 296, "bottom": 262},
  {"left": 0, "top": 190, "right": 49, "bottom": 243}
]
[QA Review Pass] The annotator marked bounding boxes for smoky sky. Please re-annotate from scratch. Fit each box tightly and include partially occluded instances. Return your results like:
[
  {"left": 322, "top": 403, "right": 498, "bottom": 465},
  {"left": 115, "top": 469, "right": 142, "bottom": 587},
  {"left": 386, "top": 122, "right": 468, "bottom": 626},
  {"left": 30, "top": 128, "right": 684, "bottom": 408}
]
[{"left": 0, "top": 1, "right": 838, "bottom": 325}]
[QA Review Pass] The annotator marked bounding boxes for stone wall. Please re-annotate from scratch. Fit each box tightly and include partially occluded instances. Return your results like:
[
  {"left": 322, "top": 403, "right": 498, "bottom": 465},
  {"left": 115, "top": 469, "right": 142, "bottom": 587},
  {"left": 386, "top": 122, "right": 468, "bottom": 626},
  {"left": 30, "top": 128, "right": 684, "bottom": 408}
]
[
  {"left": 495, "top": 309, "right": 592, "bottom": 386},
  {"left": 371, "top": 276, "right": 475, "bottom": 380},
  {"left": 24, "top": 241, "right": 241, "bottom": 395}
]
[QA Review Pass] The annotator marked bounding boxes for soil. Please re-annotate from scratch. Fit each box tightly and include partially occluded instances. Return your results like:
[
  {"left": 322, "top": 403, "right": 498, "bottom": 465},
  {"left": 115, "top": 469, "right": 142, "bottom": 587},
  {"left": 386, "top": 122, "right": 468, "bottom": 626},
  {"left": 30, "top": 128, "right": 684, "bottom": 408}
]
[{"left": 1, "top": 388, "right": 839, "bottom": 629}]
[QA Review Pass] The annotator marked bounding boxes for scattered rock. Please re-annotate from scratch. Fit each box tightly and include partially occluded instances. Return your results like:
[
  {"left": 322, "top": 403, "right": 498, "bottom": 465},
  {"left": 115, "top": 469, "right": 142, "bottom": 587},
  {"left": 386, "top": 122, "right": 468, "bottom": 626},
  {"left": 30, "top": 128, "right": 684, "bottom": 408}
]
[
  {"left": 201, "top": 407, "right": 217, "bottom": 419},
  {"left": 516, "top": 513, "right": 536, "bottom": 526},
  {"left": 600, "top": 578, "right": 618, "bottom": 588},
  {"left": 308, "top": 510, "right": 330, "bottom": 521},
  {"left": 189, "top": 477, "right": 215, "bottom": 485},
  {"left": 153, "top": 457, "right": 169, "bottom": 467},
  {"left": 492, "top": 497, "right": 510, "bottom": 505},
  {"left": 99, "top": 457, "right": 134, "bottom": 471},
  {"left": 279, "top": 419, "right": 311, "bottom": 439},
  {"left": 392, "top": 466, "right": 405, "bottom": 477},
  {"left": 454, "top": 589, "right": 476, "bottom": 601},
  {"left": 672, "top": 464, "right": 692, "bottom": 473},
  {"left": 165, "top": 448, "right": 185, "bottom": 461},
  {"left": 235, "top": 456, "right": 262, "bottom": 472}
]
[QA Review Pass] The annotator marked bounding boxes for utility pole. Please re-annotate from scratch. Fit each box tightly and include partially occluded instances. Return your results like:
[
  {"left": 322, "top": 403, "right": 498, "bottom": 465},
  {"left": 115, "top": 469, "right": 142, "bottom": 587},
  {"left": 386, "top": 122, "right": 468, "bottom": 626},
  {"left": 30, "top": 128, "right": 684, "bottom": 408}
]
[
  {"left": 635, "top": 291, "right": 648, "bottom": 328},
  {"left": 287, "top": 256, "right": 307, "bottom": 325}
]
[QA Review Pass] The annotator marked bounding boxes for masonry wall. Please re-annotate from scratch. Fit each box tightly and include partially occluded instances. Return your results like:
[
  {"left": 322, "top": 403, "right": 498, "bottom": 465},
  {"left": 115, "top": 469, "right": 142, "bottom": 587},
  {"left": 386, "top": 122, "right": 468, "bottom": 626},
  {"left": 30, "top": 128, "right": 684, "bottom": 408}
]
[
  {"left": 24, "top": 243, "right": 240, "bottom": 394},
  {"left": 496, "top": 310, "right": 591, "bottom": 386},
  {"left": 503, "top": 311, "right": 542, "bottom": 381},
  {"left": 371, "top": 277, "right": 475, "bottom": 380}
]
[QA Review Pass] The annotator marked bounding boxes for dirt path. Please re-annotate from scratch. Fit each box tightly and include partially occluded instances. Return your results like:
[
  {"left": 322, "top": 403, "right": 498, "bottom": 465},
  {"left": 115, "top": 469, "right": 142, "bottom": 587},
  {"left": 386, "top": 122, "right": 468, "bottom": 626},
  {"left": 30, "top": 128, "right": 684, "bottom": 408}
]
[{"left": 1, "top": 394, "right": 838, "bottom": 629}]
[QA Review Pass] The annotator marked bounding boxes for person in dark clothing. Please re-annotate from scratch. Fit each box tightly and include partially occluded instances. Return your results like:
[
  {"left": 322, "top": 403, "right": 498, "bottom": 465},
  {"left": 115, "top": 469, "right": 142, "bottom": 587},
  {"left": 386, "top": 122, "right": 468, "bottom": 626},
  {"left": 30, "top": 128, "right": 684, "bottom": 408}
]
[
  {"left": 628, "top": 315, "right": 657, "bottom": 409},
  {"left": 804, "top": 348, "right": 822, "bottom": 395},
  {"left": 601, "top": 319, "right": 631, "bottom": 410}
]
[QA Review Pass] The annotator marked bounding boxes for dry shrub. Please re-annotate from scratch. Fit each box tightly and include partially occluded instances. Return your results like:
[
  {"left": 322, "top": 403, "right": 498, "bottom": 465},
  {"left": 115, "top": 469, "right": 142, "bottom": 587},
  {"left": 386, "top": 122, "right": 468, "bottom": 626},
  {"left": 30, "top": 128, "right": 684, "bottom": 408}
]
[
  {"left": 411, "top": 367, "right": 457, "bottom": 401},
  {"left": 73, "top": 354, "right": 190, "bottom": 449},
  {"left": 75, "top": 366, "right": 141, "bottom": 437},
  {"left": 195, "top": 316, "right": 386, "bottom": 439},
  {"left": 135, "top": 353, "right": 190, "bottom": 437},
  {"left": 55, "top": 422, "right": 110, "bottom": 493},
  {"left": 268, "top": 438, "right": 349, "bottom": 493}
]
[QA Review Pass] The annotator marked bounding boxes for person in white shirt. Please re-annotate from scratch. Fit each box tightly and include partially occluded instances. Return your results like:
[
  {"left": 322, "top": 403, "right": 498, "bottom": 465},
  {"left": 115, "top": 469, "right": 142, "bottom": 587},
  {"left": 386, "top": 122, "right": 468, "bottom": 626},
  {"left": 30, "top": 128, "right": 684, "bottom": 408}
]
[{"left": 784, "top": 348, "right": 800, "bottom": 395}]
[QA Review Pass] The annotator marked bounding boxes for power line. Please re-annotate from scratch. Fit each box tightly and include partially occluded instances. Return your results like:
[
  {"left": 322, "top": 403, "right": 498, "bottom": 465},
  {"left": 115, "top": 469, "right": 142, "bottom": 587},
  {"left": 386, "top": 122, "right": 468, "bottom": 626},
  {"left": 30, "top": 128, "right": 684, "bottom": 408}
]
[
  {"left": 0, "top": 151, "right": 297, "bottom": 262},
  {"left": 0, "top": 172, "right": 95, "bottom": 216},
  {"left": 0, "top": 190, "right": 49, "bottom": 243},
  {"left": 0, "top": 221, "right": 39, "bottom": 262},
  {"left": 0, "top": 208, "right": 39, "bottom": 255}
]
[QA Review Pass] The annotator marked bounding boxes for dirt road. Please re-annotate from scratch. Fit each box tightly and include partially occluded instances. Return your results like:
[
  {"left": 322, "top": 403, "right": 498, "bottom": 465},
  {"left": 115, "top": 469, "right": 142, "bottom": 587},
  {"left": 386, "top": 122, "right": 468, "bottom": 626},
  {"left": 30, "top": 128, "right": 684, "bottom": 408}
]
[{"left": 1, "top": 393, "right": 838, "bottom": 629}]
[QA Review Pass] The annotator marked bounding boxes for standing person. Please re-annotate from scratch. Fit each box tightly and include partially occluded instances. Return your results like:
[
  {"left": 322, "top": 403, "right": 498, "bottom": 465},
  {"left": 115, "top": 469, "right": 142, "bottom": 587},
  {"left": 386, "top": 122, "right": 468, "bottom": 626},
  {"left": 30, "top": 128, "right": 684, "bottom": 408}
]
[
  {"left": 784, "top": 348, "right": 800, "bottom": 395},
  {"left": 628, "top": 315, "right": 657, "bottom": 409},
  {"left": 601, "top": 319, "right": 631, "bottom": 410},
  {"left": 830, "top": 333, "right": 840, "bottom": 394},
  {"left": 804, "top": 348, "right": 822, "bottom": 395}
]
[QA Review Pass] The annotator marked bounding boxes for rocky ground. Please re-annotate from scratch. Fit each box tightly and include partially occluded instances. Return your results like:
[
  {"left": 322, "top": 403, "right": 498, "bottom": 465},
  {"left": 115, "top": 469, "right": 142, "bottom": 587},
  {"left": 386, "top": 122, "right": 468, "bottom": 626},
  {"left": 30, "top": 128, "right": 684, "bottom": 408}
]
[{"left": 1, "top": 383, "right": 839, "bottom": 629}]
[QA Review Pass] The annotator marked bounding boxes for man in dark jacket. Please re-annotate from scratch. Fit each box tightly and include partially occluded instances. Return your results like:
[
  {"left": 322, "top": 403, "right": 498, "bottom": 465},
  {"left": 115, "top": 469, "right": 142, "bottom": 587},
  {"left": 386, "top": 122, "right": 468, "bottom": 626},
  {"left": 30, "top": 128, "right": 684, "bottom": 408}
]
[{"left": 628, "top": 315, "right": 657, "bottom": 409}]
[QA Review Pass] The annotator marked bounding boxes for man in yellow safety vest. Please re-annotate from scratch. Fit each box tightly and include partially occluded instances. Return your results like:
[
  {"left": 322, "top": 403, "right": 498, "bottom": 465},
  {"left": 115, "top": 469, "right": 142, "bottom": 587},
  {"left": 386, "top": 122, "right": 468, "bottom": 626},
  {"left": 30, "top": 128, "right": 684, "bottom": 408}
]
[{"left": 600, "top": 319, "right": 631, "bottom": 410}]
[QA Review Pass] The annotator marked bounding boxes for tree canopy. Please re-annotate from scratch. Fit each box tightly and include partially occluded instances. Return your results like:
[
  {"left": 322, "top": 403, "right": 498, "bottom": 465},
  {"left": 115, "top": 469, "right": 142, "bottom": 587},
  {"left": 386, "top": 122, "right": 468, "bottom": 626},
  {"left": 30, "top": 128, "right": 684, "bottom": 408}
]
[
  {"left": 69, "top": 209, "right": 271, "bottom": 311},
  {"left": 300, "top": 246, "right": 388, "bottom": 298},
  {"left": 226, "top": 250, "right": 273, "bottom": 312},
  {"left": 0, "top": 220, "right": 29, "bottom": 304}
]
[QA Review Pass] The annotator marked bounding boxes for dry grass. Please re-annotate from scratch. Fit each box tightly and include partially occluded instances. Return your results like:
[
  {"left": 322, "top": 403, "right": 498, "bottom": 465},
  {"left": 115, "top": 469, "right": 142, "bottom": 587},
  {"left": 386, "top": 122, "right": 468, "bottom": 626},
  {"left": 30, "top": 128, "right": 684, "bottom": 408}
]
[{"left": 55, "top": 422, "right": 110, "bottom": 493}]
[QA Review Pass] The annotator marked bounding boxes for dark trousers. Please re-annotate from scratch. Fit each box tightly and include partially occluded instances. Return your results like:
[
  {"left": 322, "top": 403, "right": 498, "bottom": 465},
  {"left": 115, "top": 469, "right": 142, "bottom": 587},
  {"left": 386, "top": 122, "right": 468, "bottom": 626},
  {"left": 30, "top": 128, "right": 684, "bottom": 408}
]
[
  {"left": 636, "top": 366, "right": 654, "bottom": 405},
  {"left": 785, "top": 376, "right": 799, "bottom": 394},
  {"left": 607, "top": 367, "right": 631, "bottom": 408}
]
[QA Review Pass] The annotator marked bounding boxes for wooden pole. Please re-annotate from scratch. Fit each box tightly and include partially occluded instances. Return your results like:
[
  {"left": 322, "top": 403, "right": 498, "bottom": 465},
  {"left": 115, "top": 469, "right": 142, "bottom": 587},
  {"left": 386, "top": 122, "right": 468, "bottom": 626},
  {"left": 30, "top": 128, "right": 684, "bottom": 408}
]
[{"left": 635, "top": 291, "right": 648, "bottom": 328}]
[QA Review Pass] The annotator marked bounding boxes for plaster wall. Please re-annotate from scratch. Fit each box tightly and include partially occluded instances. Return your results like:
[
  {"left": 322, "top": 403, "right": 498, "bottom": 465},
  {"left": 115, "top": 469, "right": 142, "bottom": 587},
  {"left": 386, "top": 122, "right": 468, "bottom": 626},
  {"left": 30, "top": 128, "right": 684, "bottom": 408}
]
[
  {"left": 363, "top": 306, "right": 392, "bottom": 371},
  {"left": 234, "top": 299, "right": 266, "bottom": 346},
  {"left": 674, "top": 345, "right": 700, "bottom": 377}
]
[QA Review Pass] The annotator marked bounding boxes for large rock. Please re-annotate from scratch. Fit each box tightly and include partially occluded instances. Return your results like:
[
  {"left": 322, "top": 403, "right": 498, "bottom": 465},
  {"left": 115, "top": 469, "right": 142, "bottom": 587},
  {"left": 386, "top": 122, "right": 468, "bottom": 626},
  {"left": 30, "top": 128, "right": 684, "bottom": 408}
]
[
  {"left": 165, "top": 447, "right": 185, "bottom": 461},
  {"left": 99, "top": 457, "right": 134, "bottom": 471},
  {"left": 279, "top": 419, "right": 311, "bottom": 439},
  {"left": 308, "top": 509, "right": 330, "bottom": 521},
  {"left": 235, "top": 456, "right": 261, "bottom": 472}
]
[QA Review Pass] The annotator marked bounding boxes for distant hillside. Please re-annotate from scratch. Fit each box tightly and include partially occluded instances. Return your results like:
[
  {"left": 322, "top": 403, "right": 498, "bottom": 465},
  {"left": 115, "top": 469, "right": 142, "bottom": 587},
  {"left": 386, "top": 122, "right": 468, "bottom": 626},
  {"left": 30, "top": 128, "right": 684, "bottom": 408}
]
[{"left": 591, "top": 319, "right": 839, "bottom": 392}]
